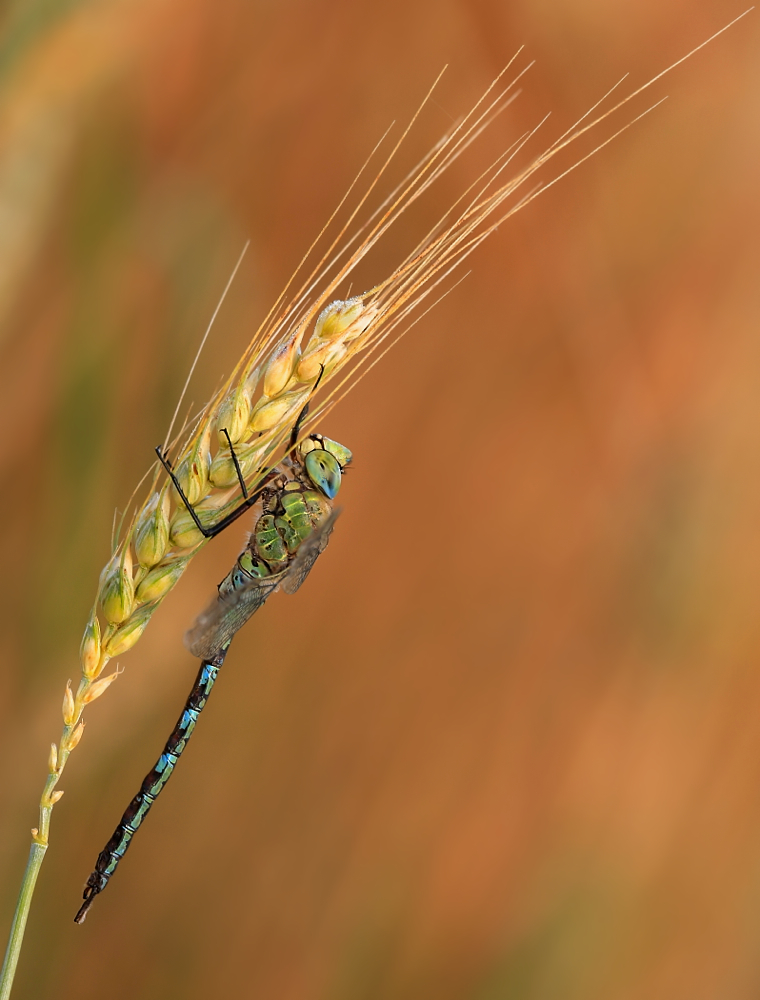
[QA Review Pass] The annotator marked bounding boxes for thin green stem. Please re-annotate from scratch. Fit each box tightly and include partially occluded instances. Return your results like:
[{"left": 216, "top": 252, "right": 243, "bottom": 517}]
[
  {"left": 0, "top": 653, "right": 104, "bottom": 997},
  {"left": 0, "top": 834, "right": 48, "bottom": 1000},
  {"left": 0, "top": 743, "right": 71, "bottom": 1000}
]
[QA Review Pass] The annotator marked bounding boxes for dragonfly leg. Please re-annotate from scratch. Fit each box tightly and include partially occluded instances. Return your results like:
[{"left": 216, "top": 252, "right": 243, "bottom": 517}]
[
  {"left": 288, "top": 365, "right": 326, "bottom": 451},
  {"left": 155, "top": 446, "right": 274, "bottom": 539},
  {"left": 155, "top": 446, "right": 215, "bottom": 538},
  {"left": 220, "top": 428, "right": 248, "bottom": 499},
  {"left": 157, "top": 369, "right": 324, "bottom": 541}
]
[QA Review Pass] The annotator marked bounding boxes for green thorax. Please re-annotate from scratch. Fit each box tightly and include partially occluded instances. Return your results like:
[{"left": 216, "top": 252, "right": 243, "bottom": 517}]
[{"left": 222, "top": 433, "right": 351, "bottom": 587}]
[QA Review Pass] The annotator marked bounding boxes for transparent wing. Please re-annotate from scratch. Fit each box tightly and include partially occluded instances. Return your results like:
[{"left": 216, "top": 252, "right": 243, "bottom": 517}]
[
  {"left": 184, "top": 571, "right": 285, "bottom": 660},
  {"left": 184, "top": 508, "right": 340, "bottom": 659}
]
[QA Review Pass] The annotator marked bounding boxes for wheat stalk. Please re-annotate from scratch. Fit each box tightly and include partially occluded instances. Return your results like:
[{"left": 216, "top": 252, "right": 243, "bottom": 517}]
[{"left": 0, "top": 12, "right": 752, "bottom": 997}]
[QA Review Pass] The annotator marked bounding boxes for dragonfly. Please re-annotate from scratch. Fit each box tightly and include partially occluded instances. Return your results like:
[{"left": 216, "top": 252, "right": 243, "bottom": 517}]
[{"left": 74, "top": 395, "right": 351, "bottom": 924}]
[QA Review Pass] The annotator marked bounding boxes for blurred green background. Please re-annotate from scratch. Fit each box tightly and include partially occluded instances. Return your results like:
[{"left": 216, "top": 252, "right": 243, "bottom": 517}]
[{"left": 2, "top": 1, "right": 760, "bottom": 997}]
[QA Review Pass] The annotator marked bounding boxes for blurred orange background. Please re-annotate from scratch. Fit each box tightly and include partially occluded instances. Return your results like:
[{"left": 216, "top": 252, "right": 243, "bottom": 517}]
[{"left": 1, "top": 1, "right": 760, "bottom": 998}]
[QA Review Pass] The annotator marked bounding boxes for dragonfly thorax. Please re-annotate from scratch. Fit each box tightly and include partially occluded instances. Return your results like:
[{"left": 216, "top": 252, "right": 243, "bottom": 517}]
[{"left": 219, "top": 434, "right": 350, "bottom": 588}]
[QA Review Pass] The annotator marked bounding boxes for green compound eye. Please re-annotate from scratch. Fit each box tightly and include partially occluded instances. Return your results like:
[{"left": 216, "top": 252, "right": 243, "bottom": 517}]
[
  {"left": 305, "top": 449, "right": 342, "bottom": 498},
  {"left": 320, "top": 437, "right": 352, "bottom": 468}
]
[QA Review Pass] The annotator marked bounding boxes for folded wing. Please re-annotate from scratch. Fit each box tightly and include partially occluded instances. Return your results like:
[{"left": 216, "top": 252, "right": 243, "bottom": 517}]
[{"left": 184, "top": 509, "right": 340, "bottom": 659}]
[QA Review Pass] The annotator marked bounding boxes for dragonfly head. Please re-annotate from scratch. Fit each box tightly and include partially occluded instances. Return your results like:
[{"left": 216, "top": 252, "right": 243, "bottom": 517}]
[{"left": 302, "top": 434, "right": 351, "bottom": 499}]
